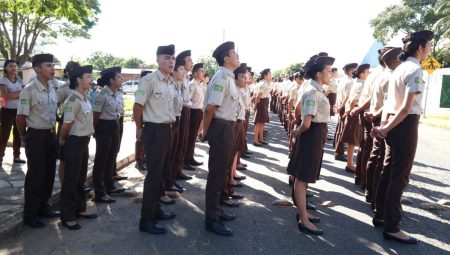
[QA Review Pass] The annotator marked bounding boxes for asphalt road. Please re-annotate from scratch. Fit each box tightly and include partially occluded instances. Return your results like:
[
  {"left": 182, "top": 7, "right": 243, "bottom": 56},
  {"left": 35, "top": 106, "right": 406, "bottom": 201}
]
[{"left": 0, "top": 113, "right": 449, "bottom": 255}]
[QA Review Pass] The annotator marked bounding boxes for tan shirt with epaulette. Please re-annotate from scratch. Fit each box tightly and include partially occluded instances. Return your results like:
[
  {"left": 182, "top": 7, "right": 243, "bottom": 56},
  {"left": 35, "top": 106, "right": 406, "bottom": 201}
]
[
  {"left": 301, "top": 79, "right": 330, "bottom": 123},
  {"left": 93, "top": 86, "right": 122, "bottom": 120},
  {"left": 62, "top": 90, "right": 94, "bottom": 136},
  {"left": 17, "top": 78, "right": 57, "bottom": 129},
  {"left": 57, "top": 82, "right": 72, "bottom": 106}
]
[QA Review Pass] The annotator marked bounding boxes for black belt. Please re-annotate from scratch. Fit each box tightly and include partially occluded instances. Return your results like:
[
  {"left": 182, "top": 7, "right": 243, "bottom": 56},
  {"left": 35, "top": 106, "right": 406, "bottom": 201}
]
[
  {"left": 27, "top": 128, "right": 53, "bottom": 133},
  {"left": 237, "top": 120, "right": 244, "bottom": 123},
  {"left": 144, "top": 122, "right": 175, "bottom": 128},
  {"left": 213, "top": 118, "right": 235, "bottom": 125}
]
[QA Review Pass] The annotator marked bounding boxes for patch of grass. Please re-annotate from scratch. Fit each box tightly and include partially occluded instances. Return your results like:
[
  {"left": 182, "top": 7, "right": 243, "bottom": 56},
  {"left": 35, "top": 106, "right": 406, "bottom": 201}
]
[{"left": 421, "top": 114, "right": 450, "bottom": 130}]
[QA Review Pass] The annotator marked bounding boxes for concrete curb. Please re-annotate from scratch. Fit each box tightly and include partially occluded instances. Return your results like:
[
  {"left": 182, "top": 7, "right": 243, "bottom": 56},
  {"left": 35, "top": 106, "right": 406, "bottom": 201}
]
[{"left": 0, "top": 154, "right": 135, "bottom": 237}]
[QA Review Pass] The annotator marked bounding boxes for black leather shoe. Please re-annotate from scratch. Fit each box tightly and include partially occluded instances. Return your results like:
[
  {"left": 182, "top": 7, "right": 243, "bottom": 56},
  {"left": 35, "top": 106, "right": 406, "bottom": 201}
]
[
  {"left": 24, "top": 217, "right": 46, "bottom": 228},
  {"left": 231, "top": 182, "right": 243, "bottom": 188},
  {"left": 383, "top": 232, "right": 418, "bottom": 244},
  {"left": 113, "top": 175, "right": 128, "bottom": 181},
  {"left": 190, "top": 159, "right": 203, "bottom": 166},
  {"left": 372, "top": 217, "right": 385, "bottom": 227},
  {"left": 61, "top": 221, "right": 81, "bottom": 230},
  {"left": 236, "top": 166, "right": 247, "bottom": 171},
  {"left": 354, "top": 177, "right": 361, "bottom": 185},
  {"left": 183, "top": 164, "right": 196, "bottom": 171},
  {"left": 77, "top": 213, "right": 98, "bottom": 219},
  {"left": 205, "top": 221, "right": 233, "bottom": 236},
  {"left": 176, "top": 173, "right": 192, "bottom": 180},
  {"left": 298, "top": 222, "right": 323, "bottom": 235},
  {"left": 306, "top": 201, "right": 316, "bottom": 210},
  {"left": 159, "top": 198, "right": 176, "bottom": 205},
  {"left": 233, "top": 175, "right": 246, "bottom": 181},
  {"left": 139, "top": 221, "right": 166, "bottom": 234},
  {"left": 296, "top": 214, "right": 320, "bottom": 223},
  {"left": 167, "top": 186, "right": 183, "bottom": 193},
  {"left": 306, "top": 191, "right": 314, "bottom": 198},
  {"left": 84, "top": 187, "right": 93, "bottom": 193},
  {"left": 253, "top": 142, "right": 264, "bottom": 147},
  {"left": 39, "top": 209, "right": 61, "bottom": 218},
  {"left": 135, "top": 162, "right": 147, "bottom": 170},
  {"left": 259, "top": 140, "right": 268, "bottom": 145},
  {"left": 14, "top": 158, "right": 26, "bottom": 164},
  {"left": 345, "top": 167, "right": 355, "bottom": 173},
  {"left": 107, "top": 188, "right": 126, "bottom": 194},
  {"left": 240, "top": 153, "right": 251, "bottom": 159},
  {"left": 244, "top": 151, "right": 253, "bottom": 156},
  {"left": 334, "top": 154, "right": 347, "bottom": 162},
  {"left": 230, "top": 193, "right": 244, "bottom": 199},
  {"left": 219, "top": 210, "right": 236, "bottom": 221},
  {"left": 220, "top": 199, "right": 240, "bottom": 207},
  {"left": 156, "top": 211, "right": 176, "bottom": 220},
  {"left": 94, "top": 197, "right": 116, "bottom": 203}
]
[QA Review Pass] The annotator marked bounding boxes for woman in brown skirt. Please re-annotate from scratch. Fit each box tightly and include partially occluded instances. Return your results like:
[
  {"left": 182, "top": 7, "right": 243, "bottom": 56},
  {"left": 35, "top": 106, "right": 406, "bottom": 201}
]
[
  {"left": 371, "top": 30, "right": 433, "bottom": 245},
  {"left": 253, "top": 69, "right": 271, "bottom": 146},
  {"left": 287, "top": 54, "right": 334, "bottom": 235},
  {"left": 341, "top": 64, "right": 370, "bottom": 173}
]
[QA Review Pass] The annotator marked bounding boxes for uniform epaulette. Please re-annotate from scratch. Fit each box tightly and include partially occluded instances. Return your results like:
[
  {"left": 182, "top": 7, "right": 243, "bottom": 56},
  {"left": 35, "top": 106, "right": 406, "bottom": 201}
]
[{"left": 68, "top": 94, "right": 77, "bottom": 102}]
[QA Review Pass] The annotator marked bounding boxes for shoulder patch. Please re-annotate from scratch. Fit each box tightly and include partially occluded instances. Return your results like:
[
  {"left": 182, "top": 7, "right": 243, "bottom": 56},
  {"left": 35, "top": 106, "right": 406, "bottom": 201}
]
[
  {"left": 414, "top": 77, "right": 424, "bottom": 84},
  {"left": 69, "top": 95, "right": 77, "bottom": 102},
  {"left": 63, "top": 106, "right": 72, "bottom": 113},
  {"left": 213, "top": 84, "right": 224, "bottom": 92},
  {"left": 136, "top": 90, "right": 145, "bottom": 96},
  {"left": 95, "top": 101, "right": 103, "bottom": 106},
  {"left": 306, "top": 100, "right": 315, "bottom": 107},
  {"left": 21, "top": 99, "right": 30, "bottom": 105}
]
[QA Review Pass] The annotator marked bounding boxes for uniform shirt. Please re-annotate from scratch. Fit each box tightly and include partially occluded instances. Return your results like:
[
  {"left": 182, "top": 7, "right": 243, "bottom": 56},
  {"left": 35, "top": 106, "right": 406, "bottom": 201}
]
[
  {"left": 258, "top": 81, "right": 271, "bottom": 98},
  {"left": 189, "top": 79, "right": 204, "bottom": 109},
  {"left": 295, "top": 80, "right": 310, "bottom": 106},
  {"left": 240, "top": 86, "right": 251, "bottom": 111},
  {"left": 325, "top": 78, "right": 338, "bottom": 94},
  {"left": 289, "top": 82, "right": 302, "bottom": 103},
  {"left": 204, "top": 66, "right": 239, "bottom": 122},
  {"left": 336, "top": 76, "right": 353, "bottom": 106},
  {"left": 173, "top": 82, "right": 184, "bottom": 117},
  {"left": 301, "top": 79, "right": 330, "bottom": 123},
  {"left": 370, "top": 68, "right": 393, "bottom": 113},
  {"left": 384, "top": 57, "right": 425, "bottom": 115},
  {"left": 93, "top": 86, "right": 121, "bottom": 120},
  {"left": 17, "top": 78, "right": 57, "bottom": 129},
  {"left": 181, "top": 75, "right": 192, "bottom": 107},
  {"left": 0, "top": 77, "right": 23, "bottom": 109},
  {"left": 346, "top": 79, "right": 365, "bottom": 111},
  {"left": 358, "top": 66, "right": 384, "bottom": 110},
  {"left": 237, "top": 86, "right": 246, "bottom": 121},
  {"left": 62, "top": 90, "right": 94, "bottom": 136},
  {"left": 57, "top": 82, "right": 72, "bottom": 107},
  {"left": 135, "top": 69, "right": 176, "bottom": 123},
  {"left": 117, "top": 91, "right": 125, "bottom": 118}
]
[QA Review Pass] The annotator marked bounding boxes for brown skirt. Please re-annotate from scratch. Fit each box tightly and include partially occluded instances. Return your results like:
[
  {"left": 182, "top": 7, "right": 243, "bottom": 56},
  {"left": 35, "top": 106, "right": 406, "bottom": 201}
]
[
  {"left": 341, "top": 114, "right": 362, "bottom": 145},
  {"left": 254, "top": 97, "right": 269, "bottom": 123},
  {"left": 287, "top": 122, "right": 327, "bottom": 183},
  {"left": 231, "top": 120, "right": 245, "bottom": 161}
]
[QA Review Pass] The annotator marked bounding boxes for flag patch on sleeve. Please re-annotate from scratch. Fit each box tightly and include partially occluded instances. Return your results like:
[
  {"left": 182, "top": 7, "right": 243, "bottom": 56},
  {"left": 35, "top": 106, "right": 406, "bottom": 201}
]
[
  {"left": 136, "top": 90, "right": 145, "bottom": 96},
  {"left": 21, "top": 99, "right": 30, "bottom": 105},
  {"left": 214, "top": 84, "right": 223, "bottom": 92},
  {"left": 306, "top": 100, "right": 315, "bottom": 106},
  {"left": 64, "top": 106, "right": 72, "bottom": 113}
]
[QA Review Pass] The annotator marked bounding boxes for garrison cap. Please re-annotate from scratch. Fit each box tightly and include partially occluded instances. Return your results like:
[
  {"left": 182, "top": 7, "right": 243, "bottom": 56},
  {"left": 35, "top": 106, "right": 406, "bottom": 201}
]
[
  {"left": 32, "top": 53, "right": 54, "bottom": 67},
  {"left": 234, "top": 63, "right": 248, "bottom": 77},
  {"left": 212, "top": 41, "right": 235, "bottom": 61},
  {"left": 69, "top": 65, "right": 93, "bottom": 79},
  {"left": 176, "top": 50, "right": 191, "bottom": 61},
  {"left": 156, "top": 44, "right": 175, "bottom": 56},
  {"left": 343, "top": 63, "right": 358, "bottom": 72},
  {"left": 192, "top": 63, "right": 204, "bottom": 72}
]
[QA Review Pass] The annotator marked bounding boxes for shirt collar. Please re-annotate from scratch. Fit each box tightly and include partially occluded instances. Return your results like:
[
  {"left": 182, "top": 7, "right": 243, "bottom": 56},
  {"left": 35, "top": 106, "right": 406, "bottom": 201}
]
[
  {"left": 156, "top": 69, "right": 173, "bottom": 84},
  {"left": 72, "top": 90, "right": 88, "bottom": 100},
  {"left": 310, "top": 79, "right": 325, "bottom": 93},
  {"left": 407, "top": 56, "right": 421, "bottom": 65},
  {"left": 219, "top": 66, "right": 235, "bottom": 79},
  {"left": 104, "top": 85, "right": 115, "bottom": 96},
  {"left": 34, "top": 78, "right": 49, "bottom": 92}
]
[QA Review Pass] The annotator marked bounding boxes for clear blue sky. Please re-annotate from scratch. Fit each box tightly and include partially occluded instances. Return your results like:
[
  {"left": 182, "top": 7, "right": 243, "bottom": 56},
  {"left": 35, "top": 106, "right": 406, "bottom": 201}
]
[{"left": 48, "top": 0, "right": 403, "bottom": 72}]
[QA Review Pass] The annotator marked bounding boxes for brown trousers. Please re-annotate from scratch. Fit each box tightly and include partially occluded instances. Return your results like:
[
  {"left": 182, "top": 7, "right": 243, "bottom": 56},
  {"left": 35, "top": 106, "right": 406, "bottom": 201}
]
[
  {"left": 327, "top": 93, "right": 337, "bottom": 116},
  {"left": 0, "top": 108, "right": 21, "bottom": 160},
  {"left": 185, "top": 108, "right": 203, "bottom": 164},
  {"left": 366, "top": 117, "right": 385, "bottom": 204},
  {"left": 205, "top": 119, "right": 235, "bottom": 223},
  {"left": 166, "top": 117, "right": 180, "bottom": 188},
  {"left": 23, "top": 128, "right": 57, "bottom": 219},
  {"left": 355, "top": 112, "right": 373, "bottom": 183},
  {"left": 221, "top": 120, "right": 244, "bottom": 200},
  {"left": 141, "top": 122, "right": 174, "bottom": 221},
  {"left": 174, "top": 107, "right": 190, "bottom": 173},
  {"left": 334, "top": 108, "right": 345, "bottom": 155},
  {"left": 375, "top": 115, "right": 419, "bottom": 233},
  {"left": 60, "top": 136, "right": 90, "bottom": 222},
  {"left": 93, "top": 120, "right": 119, "bottom": 197}
]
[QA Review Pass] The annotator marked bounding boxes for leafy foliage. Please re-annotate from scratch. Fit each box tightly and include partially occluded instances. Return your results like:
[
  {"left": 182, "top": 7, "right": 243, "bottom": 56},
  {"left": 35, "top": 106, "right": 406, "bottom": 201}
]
[
  {"left": 197, "top": 54, "right": 218, "bottom": 78},
  {"left": 86, "top": 51, "right": 124, "bottom": 71},
  {"left": 0, "top": 0, "right": 101, "bottom": 65},
  {"left": 272, "top": 62, "right": 303, "bottom": 79}
]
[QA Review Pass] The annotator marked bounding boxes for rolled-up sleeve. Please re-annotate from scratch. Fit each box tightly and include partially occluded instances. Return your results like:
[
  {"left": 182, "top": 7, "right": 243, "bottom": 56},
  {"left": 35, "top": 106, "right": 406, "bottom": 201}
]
[
  {"left": 405, "top": 69, "right": 424, "bottom": 94},
  {"left": 301, "top": 91, "right": 318, "bottom": 118},
  {"left": 207, "top": 79, "right": 226, "bottom": 107},
  {"left": 135, "top": 77, "right": 152, "bottom": 106},
  {"left": 17, "top": 88, "right": 31, "bottom": 116}
]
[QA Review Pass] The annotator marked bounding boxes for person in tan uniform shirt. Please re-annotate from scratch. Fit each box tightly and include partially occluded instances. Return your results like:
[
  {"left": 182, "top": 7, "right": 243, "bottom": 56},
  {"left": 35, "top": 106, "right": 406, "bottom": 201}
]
[
  {"left": 16, "top": 53, "right": 60, "bottom": 228},
  {"left": 59, "top": 65, "right": 97, "bottom": 230},
  {"left": 371, "top": 30, "right": 434, "bottom": 245}
]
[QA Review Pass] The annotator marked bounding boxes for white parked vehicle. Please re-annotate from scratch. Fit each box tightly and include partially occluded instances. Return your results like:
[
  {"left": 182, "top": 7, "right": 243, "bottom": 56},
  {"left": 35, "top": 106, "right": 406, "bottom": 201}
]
[{"left": 122, "top": 80, "right": 139, "bottom": 94}]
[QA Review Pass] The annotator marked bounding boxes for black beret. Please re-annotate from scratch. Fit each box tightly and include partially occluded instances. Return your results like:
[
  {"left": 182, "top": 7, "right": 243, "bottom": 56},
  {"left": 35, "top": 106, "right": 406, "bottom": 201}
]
[
  {"left": 192, "top": 63, "right": 204, "bottom": 72},
  {"left": 260, "top": 68, "right": 271, "bottom": 76},
  {"left": 140, "top": 70, "right": 152, "bottom": 78},
  {"left": 353, "top": 64, "right": 370, "bottom": 78},
  {"left": 304, "top": 56, "right": 335, "bottom": 78},
  {"left": 100, "top": 66, "right": 121, "bottom": 76},
  {"left": 175, "top": 58, "right": 186, "bottom": 68},
  {"left": 234, "top": 63, "right": 248, "bottom": 77},
  {"left": 318, "top": 52, "right": 328, "bottom": 57},
  {"left": 402, "top": 30, "right": 434, "bottom": 44},
  {"left": 157, "top": 44, "right": 175, "bottom": 56},
  {"left": 32, "top": 53, "right": 54, "bottom": 67},
  {"left": 377, "top": 46, "right": 394, "bottom": 55},
  {"left": 380, "top": 47, "right": 402, "bottom": 62},
  {"left": 64, "top": 61, "right": 81, "bottom": 73},
  {"left": 212, "top": 41, "right": 235, "bottom": 61},
  {"left": 69, "top": 65, "right": 93, "bottom": 79},
  {"left": 343, "top": 63, "right": 358, "bottom": 72},
  {"left": 247, "top": 66, "right": 252, "bottom": 72},
  {"left": 176, "top": 50, "right": 191, "bottom": 61}
]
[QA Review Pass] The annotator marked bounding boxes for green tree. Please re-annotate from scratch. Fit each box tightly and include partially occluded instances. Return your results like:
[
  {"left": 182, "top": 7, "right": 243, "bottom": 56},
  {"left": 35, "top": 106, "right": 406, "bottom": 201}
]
[
  {"left": 433, "top": 0, "right": 450, "bottom": 38},
  {"left": 123, "top": 57, "right": 145, "bottom": 68},
  {"left": 370, "top": 0, "right": 449, "bottom": 54},
  {"left": 86, "top": 51, "right": 124, "bottom": 71},
  {"left": 197, "top": 55, "right": 218, "bottom": 78},
  {"left": 272, "top": 62, "right": 303, "bottom": 79},
  {"left": 0, "top": 0, "right": 100, "bottom": 65}
]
